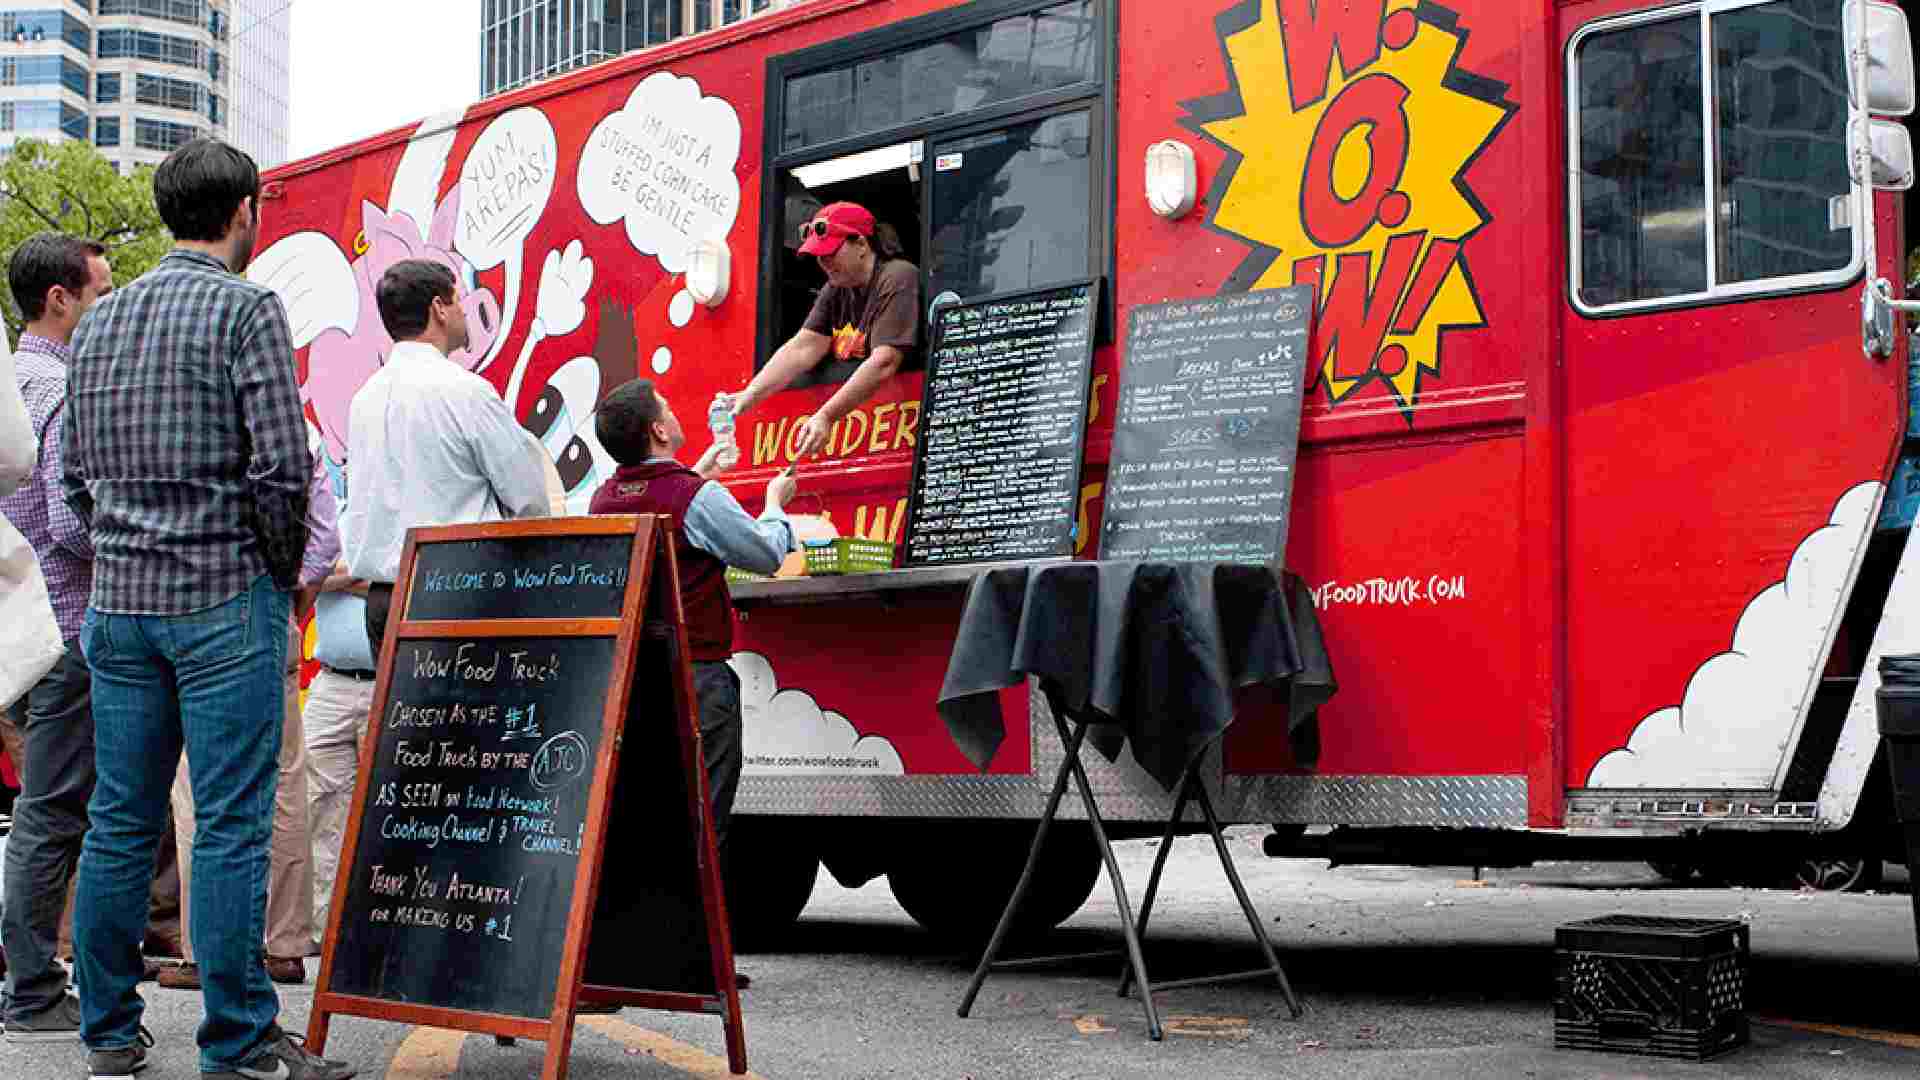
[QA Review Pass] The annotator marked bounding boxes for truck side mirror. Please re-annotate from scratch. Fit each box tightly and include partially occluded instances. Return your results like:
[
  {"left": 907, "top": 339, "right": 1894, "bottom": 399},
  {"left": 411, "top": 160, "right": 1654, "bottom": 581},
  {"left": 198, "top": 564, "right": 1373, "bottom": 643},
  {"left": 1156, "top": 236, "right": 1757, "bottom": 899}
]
[
  {"left": 1847, "top": 0, "right": 1917, "bottom": 117},
  {"left": 1850, "top": 117, "right": 1915, "bottom": 190}
]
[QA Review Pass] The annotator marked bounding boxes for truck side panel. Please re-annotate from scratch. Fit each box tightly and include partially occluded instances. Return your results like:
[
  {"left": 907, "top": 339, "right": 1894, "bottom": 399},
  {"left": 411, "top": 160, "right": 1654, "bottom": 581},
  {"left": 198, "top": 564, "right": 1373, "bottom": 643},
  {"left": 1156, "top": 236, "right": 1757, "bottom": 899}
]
[{"left": 257, "top": 0, "right": 1901, "bottom": 830}]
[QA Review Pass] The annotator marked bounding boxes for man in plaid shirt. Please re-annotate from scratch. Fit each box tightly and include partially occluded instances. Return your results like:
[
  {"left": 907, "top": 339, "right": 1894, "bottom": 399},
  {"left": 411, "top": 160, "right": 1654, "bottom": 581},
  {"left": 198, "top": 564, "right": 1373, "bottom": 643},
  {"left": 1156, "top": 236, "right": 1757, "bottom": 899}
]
[
  {"left": 62, "top": 139, "right": 353, "bottom": 1080},
  {"left": 0, "top": 234, "right": 113, "bottom": 1043}
]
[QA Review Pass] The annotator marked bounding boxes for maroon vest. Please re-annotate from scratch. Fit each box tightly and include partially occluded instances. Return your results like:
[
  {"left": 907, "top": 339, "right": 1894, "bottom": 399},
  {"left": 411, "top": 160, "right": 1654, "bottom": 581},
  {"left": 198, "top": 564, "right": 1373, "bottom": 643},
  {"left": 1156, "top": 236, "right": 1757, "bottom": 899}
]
[{"left": 589, "top": 461, "right": 733, "bottom": 662}]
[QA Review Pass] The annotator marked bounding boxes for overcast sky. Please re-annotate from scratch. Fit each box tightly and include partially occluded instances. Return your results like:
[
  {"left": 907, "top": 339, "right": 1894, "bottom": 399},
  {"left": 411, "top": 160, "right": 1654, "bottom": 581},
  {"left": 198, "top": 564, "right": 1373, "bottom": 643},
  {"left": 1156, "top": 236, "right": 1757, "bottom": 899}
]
[{"left": 286, "top": 1, "right": 483, "bottom": 162}]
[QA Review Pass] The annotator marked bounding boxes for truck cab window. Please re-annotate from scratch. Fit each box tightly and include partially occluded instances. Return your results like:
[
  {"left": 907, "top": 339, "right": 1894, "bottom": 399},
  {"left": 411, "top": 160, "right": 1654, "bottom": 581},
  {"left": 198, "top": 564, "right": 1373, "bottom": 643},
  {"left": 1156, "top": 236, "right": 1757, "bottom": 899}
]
[
  {"left": 763, "top": 0, "right": 1109, "bottom": 380},
  {"left": 1571, "top": 0, "right": 1855, "bottom": 313}
]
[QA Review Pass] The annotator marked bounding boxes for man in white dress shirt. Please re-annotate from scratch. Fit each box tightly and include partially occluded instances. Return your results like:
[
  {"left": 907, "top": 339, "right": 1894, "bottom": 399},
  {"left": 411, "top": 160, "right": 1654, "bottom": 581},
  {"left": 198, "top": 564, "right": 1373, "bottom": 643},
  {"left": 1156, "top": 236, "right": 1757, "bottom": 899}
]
[{"left": 339, "top": 259, "right": 551, "bottom": 655}]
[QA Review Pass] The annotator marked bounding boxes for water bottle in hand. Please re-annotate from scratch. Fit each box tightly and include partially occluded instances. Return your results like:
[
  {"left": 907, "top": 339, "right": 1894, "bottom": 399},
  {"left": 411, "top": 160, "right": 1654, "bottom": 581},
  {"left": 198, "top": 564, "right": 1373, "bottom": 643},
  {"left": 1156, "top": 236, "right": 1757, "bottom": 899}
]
[{"left": 708, "top": 394, "right": 740, "bottom": 469}]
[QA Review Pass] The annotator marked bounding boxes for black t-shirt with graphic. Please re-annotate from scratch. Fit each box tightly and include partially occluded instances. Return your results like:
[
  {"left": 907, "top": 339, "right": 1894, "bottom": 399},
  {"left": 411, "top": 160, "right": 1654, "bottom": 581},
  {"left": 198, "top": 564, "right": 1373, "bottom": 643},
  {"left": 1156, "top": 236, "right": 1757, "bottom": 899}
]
[{"left": 801, "top": 258, "right": 922, "bottom": 376}]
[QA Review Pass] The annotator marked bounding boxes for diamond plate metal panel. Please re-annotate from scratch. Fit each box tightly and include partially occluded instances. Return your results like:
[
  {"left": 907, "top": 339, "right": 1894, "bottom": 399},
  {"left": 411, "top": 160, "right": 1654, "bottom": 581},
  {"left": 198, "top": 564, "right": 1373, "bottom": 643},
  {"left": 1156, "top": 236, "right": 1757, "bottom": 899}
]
[
  {"left": 733, "top": 682, "right": 1191, "bottom": 821},
  {"left": 733, "top": 680, "right": 1526, "bottom": 827},
  {"left": 1223, "top": 774, "right": 1527, "bottom": 827}
]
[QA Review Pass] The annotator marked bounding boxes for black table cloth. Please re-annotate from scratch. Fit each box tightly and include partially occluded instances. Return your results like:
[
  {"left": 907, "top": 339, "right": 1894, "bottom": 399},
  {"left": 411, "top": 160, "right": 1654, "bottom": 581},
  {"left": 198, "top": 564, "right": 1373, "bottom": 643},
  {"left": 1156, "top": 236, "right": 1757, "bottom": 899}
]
[{"left": 936, "top": 560, "right": 1335, "bottom": 792}]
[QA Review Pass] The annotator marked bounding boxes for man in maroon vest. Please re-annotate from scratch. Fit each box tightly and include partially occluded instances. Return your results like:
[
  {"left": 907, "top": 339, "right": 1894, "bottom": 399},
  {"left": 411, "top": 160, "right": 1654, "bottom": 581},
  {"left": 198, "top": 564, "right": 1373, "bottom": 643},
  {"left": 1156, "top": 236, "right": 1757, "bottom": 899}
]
[{"left": 589, "top": 379, "right": 794, "bottom": 934}]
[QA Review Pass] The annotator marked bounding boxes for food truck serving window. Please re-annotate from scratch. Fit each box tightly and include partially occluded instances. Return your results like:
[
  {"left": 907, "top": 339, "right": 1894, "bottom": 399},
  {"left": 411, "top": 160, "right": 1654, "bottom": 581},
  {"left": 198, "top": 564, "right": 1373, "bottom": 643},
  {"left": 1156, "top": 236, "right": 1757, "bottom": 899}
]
[
  {"left": 1567, "top": 0, "right": 1859, "bottom": 315},
  {"left": 759, "top": 0, "right": 1112, "bottom": 379}
]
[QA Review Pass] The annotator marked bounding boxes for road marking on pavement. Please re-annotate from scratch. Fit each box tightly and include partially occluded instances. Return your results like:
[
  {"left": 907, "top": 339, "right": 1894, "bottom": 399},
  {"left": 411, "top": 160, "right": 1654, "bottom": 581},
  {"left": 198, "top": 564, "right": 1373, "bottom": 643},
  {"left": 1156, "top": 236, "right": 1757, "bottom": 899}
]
[
  {"left": 1165, "top": 1015, "right": 1251, "bottom": 1039},
  {"left": 578, "top": 1014, "right": 768, "bottom": 1078},
  {"left": 385, "top": 1027, "right": 467, "bottom": 1078},
  {"left": 1072, "top": 1015, "right": 1116, "bottom": 1035},
  {"left": 1754, "top": 1017, "right": 1920, "bottom": 1051}
]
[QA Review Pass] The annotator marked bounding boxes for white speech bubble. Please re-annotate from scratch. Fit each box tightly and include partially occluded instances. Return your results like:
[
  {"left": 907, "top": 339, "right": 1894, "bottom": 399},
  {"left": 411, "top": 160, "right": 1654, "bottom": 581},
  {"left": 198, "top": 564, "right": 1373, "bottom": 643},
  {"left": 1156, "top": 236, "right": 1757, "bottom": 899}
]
[
  {"left": 578, "top": 71, "right": 742, "bottom": 274},
  {"left": 455, "top": 107, "right": 558, "bottom": 370}
]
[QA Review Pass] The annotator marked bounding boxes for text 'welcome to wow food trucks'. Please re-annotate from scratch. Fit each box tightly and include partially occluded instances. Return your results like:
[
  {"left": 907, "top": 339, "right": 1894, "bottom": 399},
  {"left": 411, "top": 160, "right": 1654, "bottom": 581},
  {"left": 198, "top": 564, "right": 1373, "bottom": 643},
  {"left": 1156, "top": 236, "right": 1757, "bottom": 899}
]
[{"left": 257, "top": 0, "right": 1920, "bottom": 941}]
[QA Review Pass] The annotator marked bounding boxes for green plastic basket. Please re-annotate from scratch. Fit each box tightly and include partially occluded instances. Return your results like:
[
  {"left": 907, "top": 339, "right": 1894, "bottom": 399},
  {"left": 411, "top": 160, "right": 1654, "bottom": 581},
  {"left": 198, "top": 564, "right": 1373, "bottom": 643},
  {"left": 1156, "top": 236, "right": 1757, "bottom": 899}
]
[{"left": 802, "top": 538, "right": 896, "bottom": 575}]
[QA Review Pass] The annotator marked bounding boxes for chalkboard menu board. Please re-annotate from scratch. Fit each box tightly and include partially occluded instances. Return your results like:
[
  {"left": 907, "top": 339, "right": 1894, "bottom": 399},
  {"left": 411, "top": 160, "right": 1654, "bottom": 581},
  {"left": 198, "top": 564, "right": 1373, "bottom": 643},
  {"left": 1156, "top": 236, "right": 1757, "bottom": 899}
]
[
  {"left": 1100, "top": 287, "right": 1314, "bottom": 566},
  {"left": 406, "top": 533, "right": 632, "bottom": 622},
  {"left": 310, "top": 518, "right": 747, "bottom": 1076},
  {"left": 329, "top": 633, "right": 614, "bottom": 1017},
  {"left": 902, "top": 279, "right": 1100, "bottom": 567},
  {"left": 585, "top": 630, "right": 715, "bottom": 994}
]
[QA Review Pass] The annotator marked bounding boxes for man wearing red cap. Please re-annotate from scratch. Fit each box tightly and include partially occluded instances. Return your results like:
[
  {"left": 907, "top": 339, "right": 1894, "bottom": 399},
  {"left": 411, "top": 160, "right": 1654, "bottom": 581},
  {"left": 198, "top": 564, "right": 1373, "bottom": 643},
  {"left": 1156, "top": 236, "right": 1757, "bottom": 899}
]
[{"left": 722, "top": 201, "right": 920, "bottom": 457}]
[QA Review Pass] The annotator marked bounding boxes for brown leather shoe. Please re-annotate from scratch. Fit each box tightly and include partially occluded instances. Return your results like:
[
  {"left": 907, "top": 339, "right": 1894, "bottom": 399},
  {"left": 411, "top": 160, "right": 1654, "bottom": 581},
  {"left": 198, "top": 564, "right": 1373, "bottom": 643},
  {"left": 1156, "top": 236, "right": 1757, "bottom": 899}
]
[
  {"left": 142, "top": 929, "right": 184, "bottom": 959},
  {"left": 156, "top": 962, "right": 199, "bottom": 990},
  {"left": 265, "top": 955, "right": 306, "bottom": 984}
]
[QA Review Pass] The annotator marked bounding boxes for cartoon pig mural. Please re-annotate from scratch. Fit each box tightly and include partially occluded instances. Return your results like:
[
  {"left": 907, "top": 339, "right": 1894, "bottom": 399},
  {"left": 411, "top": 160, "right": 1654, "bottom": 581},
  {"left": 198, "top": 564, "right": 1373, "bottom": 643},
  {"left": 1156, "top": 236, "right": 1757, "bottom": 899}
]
[
  {"left": 252, "top": 79, "right": 739, "bottom": 515},
  {"left": 298, "top": 193, "right": 503, "bottom": 464}
]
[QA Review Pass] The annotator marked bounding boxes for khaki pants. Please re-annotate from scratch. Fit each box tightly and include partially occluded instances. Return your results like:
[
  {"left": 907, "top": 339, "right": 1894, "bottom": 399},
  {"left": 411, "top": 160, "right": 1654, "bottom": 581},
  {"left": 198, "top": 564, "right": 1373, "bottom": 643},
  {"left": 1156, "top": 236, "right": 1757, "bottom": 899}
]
[
  {"left": 302, "top": 668, "right": 372, "bottom": 938},
  {"left": 173, "top": 622, "right": 316, "bottom": 961}
]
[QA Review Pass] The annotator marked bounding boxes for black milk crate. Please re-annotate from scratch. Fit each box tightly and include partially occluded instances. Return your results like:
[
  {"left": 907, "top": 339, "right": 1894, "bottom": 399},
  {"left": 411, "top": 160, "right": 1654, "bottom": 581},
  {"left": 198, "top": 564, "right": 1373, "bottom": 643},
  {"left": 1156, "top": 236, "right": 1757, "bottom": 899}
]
[{"left": 1553, "top": 914, "right": 1749, "bottom": 1061}]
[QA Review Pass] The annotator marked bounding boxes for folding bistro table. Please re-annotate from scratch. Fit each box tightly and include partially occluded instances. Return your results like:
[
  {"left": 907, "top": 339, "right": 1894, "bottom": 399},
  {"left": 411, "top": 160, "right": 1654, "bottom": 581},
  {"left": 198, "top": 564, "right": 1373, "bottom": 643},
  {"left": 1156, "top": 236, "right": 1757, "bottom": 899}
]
[{"left": 939, "top": 561, "right": 1335, "bottom": 1040}]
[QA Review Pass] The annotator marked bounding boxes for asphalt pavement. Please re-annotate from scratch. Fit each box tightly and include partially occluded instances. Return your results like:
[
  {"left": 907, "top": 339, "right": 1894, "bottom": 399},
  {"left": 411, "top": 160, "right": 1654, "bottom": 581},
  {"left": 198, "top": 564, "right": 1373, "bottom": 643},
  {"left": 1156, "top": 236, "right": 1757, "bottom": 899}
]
[{"left": 7, "top": 827, "right": 1920, "bottom": 1078}]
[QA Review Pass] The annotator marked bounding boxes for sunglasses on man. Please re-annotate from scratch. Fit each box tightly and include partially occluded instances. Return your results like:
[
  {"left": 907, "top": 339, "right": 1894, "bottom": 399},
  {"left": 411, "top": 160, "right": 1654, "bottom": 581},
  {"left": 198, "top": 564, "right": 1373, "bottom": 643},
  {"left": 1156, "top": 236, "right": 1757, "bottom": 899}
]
[{"left": 797, "top": 220, "right": 864, "bottom": 245}]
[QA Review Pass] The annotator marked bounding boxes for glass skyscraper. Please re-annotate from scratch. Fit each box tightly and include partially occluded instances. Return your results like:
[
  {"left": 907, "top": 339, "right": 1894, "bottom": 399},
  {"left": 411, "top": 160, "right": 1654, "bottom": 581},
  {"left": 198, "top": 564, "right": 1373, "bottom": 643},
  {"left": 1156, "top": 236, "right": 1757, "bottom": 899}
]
[
  {"left": 227, "top": 0, "right": 289, "bottom": 168},
  {"left": 0, "top": 0, "right": 291, "bottom": 173},
  {"left": 480, "top": 0, "right": 792, "bottom": 99}
]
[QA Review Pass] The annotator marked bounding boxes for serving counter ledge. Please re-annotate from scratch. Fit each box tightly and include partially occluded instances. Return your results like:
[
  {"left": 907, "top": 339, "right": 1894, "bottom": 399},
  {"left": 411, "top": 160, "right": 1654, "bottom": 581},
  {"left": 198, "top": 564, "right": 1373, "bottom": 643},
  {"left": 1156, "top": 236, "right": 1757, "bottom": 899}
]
[{"left": 727, "top": 558, "right": 1072, "bottom": 610}]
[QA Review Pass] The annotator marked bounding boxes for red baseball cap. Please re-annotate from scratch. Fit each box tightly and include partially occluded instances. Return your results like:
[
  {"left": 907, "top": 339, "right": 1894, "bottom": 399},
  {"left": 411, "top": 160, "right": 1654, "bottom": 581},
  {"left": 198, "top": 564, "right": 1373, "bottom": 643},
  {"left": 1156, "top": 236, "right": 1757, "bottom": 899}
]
[{"left": 797, "top": 201, "right": 875, "bottom": 256}]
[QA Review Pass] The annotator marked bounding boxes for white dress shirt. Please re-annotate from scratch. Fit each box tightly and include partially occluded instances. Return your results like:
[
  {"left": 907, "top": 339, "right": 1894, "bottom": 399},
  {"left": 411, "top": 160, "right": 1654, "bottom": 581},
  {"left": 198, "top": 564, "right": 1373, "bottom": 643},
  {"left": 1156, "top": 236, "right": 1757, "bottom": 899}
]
[{"left": 340, "top": 340, "right": 552, "bottom": 583}]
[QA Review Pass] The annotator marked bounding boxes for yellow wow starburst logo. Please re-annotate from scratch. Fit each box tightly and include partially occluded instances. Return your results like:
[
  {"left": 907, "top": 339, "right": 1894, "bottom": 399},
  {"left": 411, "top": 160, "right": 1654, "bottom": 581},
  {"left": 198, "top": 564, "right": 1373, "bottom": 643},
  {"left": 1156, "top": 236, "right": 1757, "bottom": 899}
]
[{"left": 1186, "top": 0, "right": 1513, "bottom": 420}]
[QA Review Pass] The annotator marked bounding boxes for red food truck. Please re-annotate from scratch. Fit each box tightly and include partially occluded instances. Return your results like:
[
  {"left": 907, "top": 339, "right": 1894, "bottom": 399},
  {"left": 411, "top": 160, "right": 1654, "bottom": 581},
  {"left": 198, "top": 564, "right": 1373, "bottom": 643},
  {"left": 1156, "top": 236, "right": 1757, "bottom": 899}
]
[{"left": 256, "top": 0, "right": 1920, "bottom": 942}]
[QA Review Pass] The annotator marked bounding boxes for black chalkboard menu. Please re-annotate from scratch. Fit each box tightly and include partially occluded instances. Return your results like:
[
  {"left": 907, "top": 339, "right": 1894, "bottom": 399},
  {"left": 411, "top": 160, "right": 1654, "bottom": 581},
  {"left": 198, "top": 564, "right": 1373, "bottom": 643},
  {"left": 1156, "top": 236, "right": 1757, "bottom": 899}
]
[
  {"left": 902, "top": 279, "right": 1100, "bottom": 567},
  {"left": 585, "top": 628, "right": 716, "bottom": 995},
  {"left": 309, "top": 517, "right": 747, "bottom": 1077},
  {"left": 1099, "top": 287, "right": 1314, "bottom": 566},
  {"left": 327, "top": 632, "right": 614, "bottom": 1017}
]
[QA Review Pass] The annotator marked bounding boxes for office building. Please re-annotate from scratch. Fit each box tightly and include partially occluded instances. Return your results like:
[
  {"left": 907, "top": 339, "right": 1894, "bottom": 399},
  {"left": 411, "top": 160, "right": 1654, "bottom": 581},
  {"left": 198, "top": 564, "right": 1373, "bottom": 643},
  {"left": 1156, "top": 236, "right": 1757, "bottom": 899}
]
[
  {"left": 480, "top": 0, "right": 795, "bottom": 99},
  {"left": 227, "top": 0, "right": 289, "bottom": 168},
  {"left": 0, "top": 1, "right": 292, "bottom": 173}
]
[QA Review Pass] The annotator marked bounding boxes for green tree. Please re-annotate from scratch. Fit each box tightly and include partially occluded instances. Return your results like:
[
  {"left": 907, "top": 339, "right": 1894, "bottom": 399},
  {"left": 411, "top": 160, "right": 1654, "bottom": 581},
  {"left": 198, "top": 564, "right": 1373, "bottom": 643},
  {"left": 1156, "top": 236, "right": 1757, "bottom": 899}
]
[{"left": 0, "top": 138, "right": 170, "bottom": 335}]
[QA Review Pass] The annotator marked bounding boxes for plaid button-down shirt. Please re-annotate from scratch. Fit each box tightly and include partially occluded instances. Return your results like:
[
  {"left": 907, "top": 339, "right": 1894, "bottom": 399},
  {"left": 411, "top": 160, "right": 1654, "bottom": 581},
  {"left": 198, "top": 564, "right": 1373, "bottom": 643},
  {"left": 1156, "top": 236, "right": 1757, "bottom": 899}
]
[
  {"left": 63, "top": 249, "right": 309, "bottom": 614},
  {"left": 0, "top": 333, "right": 92, "bottom": 640}
]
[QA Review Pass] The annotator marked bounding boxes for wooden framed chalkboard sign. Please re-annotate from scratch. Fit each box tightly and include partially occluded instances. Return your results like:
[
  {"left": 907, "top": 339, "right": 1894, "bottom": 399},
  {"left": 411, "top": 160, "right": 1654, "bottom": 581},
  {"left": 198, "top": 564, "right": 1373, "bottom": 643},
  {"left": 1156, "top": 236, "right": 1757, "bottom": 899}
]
[
  {"left": 901, "top": 278, "right": 1102, "bottom": 567},
  {"left": 1099, "top": 286, "right": 1314, "bottom": 567},
  {"left": 307, "top": 516, "right": 747, "bottom": 1078}
]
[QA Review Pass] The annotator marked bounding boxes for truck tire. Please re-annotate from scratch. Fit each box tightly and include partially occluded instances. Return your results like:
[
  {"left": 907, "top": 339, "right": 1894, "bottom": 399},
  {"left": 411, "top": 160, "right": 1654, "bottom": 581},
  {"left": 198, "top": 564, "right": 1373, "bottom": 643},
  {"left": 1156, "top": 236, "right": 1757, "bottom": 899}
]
[
  {"left": 888, "top": 823, "right": 1101, "bottom": 944},
  {"left": 1646, "top": 859, "right": 1700, "bottom": 883},
  {"left": 1792, "top": 855, "right": 1883, "bottom": 893},
  {"left": 723, "top": 820, "right": 821, "bottom": 951}
]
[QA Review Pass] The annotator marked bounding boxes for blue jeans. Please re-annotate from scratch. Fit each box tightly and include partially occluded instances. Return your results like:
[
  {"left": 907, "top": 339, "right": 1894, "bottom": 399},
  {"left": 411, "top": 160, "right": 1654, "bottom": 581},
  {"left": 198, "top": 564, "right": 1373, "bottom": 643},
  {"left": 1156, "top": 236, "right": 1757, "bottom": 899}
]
[{"left": 74, "top": 575, "right": 289, "bottom": 1070}]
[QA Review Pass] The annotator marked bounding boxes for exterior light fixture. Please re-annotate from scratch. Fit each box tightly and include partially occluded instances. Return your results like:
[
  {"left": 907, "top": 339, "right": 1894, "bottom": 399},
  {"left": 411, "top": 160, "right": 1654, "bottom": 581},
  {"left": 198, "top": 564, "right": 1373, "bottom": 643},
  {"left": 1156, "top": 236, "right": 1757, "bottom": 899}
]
[
  {"left": 687, "top": 235, "right": 731, "bottom": 307},
  {"left": 1144, "top": 139, "right": 1197, "bottom": 219}
]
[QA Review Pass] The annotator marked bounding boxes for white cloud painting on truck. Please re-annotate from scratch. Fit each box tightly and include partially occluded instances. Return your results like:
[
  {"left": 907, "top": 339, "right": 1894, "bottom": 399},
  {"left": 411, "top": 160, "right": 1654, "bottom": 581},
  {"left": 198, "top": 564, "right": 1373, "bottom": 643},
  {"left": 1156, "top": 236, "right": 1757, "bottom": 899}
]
[{"left": 1585, "top": 482, "right": 1881, "bottom": 790}]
